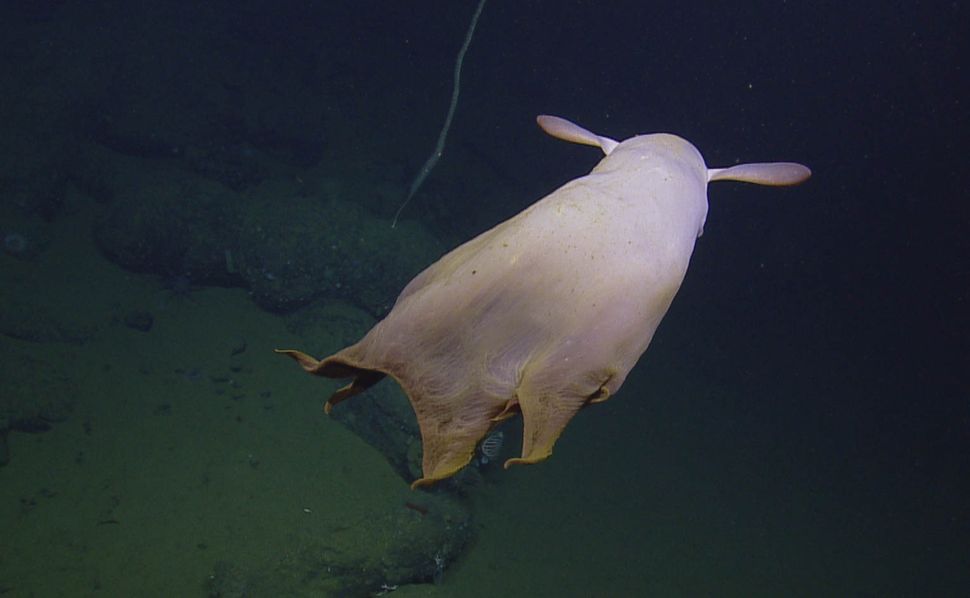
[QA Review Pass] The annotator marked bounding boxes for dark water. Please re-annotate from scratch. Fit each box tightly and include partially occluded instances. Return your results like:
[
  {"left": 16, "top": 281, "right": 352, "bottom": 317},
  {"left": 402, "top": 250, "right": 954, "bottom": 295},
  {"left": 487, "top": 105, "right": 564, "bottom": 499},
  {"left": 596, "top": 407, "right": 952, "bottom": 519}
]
[{"left": 1, "top": 1, "right": 965, "bottom": 595}]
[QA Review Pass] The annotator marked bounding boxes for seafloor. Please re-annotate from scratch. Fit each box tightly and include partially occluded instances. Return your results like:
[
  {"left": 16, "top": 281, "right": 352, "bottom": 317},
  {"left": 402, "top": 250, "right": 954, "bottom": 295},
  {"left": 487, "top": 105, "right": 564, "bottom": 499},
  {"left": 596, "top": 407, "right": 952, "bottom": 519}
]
[
  {"left": 1, "top": 1, "right": 966, "bottom": 596},
  {"left": 2, "top": 195, "right": 955, "bottom": 596}
]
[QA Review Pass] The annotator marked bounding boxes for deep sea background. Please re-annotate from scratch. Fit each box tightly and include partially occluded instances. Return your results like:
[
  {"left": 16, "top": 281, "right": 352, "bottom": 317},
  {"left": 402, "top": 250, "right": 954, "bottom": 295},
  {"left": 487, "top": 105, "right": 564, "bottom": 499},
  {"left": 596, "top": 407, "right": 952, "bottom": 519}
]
[{"left": 0, "top": 1, "right": 966, "bottom": 596}]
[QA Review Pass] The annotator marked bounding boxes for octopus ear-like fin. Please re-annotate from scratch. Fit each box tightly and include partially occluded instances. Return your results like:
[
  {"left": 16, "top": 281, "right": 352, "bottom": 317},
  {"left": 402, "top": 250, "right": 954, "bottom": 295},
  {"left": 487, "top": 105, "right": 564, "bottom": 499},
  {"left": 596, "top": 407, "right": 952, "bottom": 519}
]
[
  {"left": 536, "top": 114, "right": 619, "bottom": 155},
  {"left": 708, "top": 162, "right": 811, "bottom": 186}
]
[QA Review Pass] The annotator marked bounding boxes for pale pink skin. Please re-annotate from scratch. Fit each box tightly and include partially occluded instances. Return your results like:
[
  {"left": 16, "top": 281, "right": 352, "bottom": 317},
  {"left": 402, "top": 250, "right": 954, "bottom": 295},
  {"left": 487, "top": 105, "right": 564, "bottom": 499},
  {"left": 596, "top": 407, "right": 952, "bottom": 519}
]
[{"left": 281, "top": 115, "right": 811, "bottom": 488}]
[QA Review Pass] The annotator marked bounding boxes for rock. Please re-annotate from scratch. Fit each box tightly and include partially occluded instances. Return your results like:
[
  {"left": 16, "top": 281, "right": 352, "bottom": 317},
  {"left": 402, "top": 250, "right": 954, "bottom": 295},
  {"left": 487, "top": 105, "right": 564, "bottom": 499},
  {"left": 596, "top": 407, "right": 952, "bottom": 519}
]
[
  {"left": 236, "top": 194, "right": 442, "bottom": 316},
  {"left": 229, "top": 338, "right": 247, "bottom": 356},
  {"left": 93, "top": 161, "right": 239, "bottom": 288},
  {"left": 123, "top": 310, "right": 154, "bottom": 332},
  {"left": 90, "top": 150, "right": 444, "bottom": 317},
  {"left": 0, "top": 212, "right": 52, "bottom": 261},
  {"left": 285, "top": 301, "right": 423, "bottom": 483},
  {"left": 10, "top": 417, "right": 51, "bottom": 433},
  {"left": 206, "top": 490, "right": 472, "bottom": 596},
  {"left": 2, "top": 231, "right": 46, "bottom": 260},
  {"left": 0, "top": 297, "right": 96, "bottom": 344},
  {"left": 0, "top": 345, "right": 76, "bottom": 465}
]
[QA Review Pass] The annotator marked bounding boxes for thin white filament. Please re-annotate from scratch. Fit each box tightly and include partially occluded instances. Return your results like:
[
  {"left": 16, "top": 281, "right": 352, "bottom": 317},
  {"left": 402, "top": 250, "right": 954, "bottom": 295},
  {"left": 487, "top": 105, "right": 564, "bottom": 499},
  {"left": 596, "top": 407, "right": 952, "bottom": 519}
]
[{"left": 392, "top": 0, "right": 487, "bottom": 228}]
